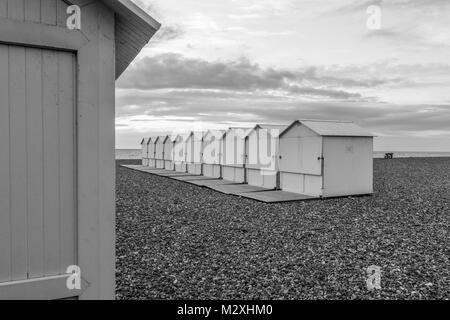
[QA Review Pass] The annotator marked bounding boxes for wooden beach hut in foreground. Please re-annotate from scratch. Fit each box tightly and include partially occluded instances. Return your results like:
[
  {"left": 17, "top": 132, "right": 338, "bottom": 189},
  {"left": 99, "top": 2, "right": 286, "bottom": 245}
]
[
  {"left": 0, "top": 0, "right": 160, "bottom": 300},
  {"left": 279, "top": 120, "right": 374, "bottom": 198}
]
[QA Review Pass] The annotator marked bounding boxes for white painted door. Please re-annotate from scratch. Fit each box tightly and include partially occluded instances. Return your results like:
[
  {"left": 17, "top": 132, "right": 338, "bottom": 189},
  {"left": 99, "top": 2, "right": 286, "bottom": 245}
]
[{"left": 0, "top": 45, "right": 77, "bottom": 296}]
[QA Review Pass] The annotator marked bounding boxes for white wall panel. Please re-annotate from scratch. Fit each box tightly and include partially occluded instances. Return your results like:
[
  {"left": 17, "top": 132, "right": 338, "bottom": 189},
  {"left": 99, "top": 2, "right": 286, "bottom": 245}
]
[{"left": 0, "top": 45, "right": 76, "bottom": 283}]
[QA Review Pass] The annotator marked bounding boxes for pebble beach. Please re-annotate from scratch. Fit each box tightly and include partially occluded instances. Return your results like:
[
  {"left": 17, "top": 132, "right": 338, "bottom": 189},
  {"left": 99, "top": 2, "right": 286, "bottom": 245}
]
[{"left": 116, "top": 158, "right": 449, "bottom": 300}]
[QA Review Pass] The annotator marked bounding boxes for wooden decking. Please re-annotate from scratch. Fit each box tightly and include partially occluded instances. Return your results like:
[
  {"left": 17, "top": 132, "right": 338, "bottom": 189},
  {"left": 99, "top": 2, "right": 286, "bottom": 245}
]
[{"left": 121, "top": 165, "right": 319, "bottom": 203}]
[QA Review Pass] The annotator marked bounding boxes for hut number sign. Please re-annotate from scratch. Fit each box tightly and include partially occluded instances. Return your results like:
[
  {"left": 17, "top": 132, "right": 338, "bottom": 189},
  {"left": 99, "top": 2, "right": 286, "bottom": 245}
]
[{"left": 66, "top": 5, "right": 82, "bottom": 30}]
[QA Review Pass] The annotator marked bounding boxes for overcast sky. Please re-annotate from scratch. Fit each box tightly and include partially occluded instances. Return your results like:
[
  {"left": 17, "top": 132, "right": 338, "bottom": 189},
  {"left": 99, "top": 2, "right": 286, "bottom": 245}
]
[{"left": 116, "top": 0, "right": 450, "bottom": 151}]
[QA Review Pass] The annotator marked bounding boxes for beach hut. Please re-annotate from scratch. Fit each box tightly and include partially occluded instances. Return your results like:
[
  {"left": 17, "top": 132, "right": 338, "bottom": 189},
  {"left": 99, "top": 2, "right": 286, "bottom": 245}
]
[
  {"left": 140, "top": 138, "right": 149, "bottom": 166},
  {"left": 245, "top": 124, "right": 287, "bottom": 189},
  {"left": 0, "top": 0, "right": 160, "bottom": 300},
  {"left": 154, "top": 135, "right": 166, "bottom": 169},
  {"left": 279, "top": 120, "right": 374, "bottom": 198},
  {"left": 147, "top": 137, "right": 156, "bottom": 168},
  {"left": 202, "top": 130, "right": 226, "bottom": 178},
  {"left": 173, "top": 134, "right": 189, "bottom": 173},
  {"left": 221, "top": 128, "right": 252, "bottom": 183},
  {"left": 185, "top": 132, "right": 205, "bottom": 175},
  {"left": 163, "top": 135, "right": 177, "bottom": 170}
]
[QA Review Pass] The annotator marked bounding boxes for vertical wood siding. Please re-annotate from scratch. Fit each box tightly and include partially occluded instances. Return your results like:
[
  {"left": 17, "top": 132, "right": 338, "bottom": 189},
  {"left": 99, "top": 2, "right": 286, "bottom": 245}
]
[
  {"left": 0, "top": 0, "right": 68, "bottom": 25},
  {"left": 0, "top": 44, "right": 76, "bottom": 283}
]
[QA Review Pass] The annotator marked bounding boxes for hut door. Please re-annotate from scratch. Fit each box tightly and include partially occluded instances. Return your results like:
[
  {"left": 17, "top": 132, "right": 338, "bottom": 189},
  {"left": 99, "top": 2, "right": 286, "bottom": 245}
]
[{"left": 0, "top": 45, "right": 77, "bottom": 299}]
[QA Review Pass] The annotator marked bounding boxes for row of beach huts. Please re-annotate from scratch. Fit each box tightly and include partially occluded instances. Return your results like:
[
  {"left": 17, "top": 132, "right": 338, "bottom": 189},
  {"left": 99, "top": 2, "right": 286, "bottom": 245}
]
[{"left": 140, "top": 120, "right": 375, "bottom": 198}]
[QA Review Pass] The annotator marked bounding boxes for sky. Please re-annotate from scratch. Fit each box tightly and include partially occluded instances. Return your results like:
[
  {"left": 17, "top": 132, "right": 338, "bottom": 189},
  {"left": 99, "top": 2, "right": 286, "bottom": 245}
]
[{"left": 116, "top": 0, "right": 450, "bottom": 151}]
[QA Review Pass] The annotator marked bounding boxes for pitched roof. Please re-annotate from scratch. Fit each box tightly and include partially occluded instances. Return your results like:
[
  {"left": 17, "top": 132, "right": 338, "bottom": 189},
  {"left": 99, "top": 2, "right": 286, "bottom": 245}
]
[
  {"left": 188, "top": 131, "right": 206, "bottom": 140},
  {"left": 281, "top": 120, "right": 374, "bottom": 137},
  {"left": 247, "top": 124, "right": 288, "bottom": 138},
  {"left": 203, "top": 130, "right": 226, "bottom": 140},
  {"left": 175, "top": 133, "right": 190, "bottom": 142},
  {"left": 155, "top": 135, "right": 168, "bottom": 143},
  {"left": 224, "top": 127, "right": 253, "bottom": 139},
  {"left": 164, "top": 135, "right": 177, "bottom": 143}
]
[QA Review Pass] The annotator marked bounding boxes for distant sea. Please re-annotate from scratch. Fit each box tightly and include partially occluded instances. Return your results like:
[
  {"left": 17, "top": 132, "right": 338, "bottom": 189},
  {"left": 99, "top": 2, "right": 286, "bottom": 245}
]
[
  {"left": 116, "top": 149, "right": 450, "bottom": 160},
  {"left": 116, "top": 149, "right": 142, "bottom": 159},
  {"left": 373, "top": 151, "right": 450, "bottom": 158}
]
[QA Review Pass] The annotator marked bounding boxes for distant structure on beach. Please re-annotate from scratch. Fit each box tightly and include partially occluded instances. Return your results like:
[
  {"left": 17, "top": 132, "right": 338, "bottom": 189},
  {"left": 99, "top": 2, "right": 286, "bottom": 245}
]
[{"left": 140, "top": 120, "right": 375, "bottom": 198}]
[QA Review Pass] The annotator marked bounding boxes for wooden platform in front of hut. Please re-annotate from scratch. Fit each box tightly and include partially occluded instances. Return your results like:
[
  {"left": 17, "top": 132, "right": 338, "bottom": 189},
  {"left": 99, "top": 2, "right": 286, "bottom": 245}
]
[
  {"left": 186, "top": 179, "right": 238, "bottom": 187},
  {"left": 172, "top": 176, "right": 219, "bottom": 181},
  {"left": 208, "top": 184, "right": 269, "bottom": 195},
  {"left": 238, "top": 190, "right": 317, "bottom": 203},
  {"left": 121, "top": 165, "right": 320, "bottom": 203}
]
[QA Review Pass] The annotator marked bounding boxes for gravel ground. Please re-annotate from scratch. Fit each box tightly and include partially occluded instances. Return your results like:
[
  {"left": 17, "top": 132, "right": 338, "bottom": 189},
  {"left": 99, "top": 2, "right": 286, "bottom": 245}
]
[{"left": 116, "top": 158, "right": 449, "bottom": 300}]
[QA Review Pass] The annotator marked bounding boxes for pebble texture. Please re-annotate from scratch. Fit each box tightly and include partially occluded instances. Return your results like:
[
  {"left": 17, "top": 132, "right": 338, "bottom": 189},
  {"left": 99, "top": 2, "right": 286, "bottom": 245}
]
[{"left": 116, "top": 158, "right": 449, "bottom": 300}]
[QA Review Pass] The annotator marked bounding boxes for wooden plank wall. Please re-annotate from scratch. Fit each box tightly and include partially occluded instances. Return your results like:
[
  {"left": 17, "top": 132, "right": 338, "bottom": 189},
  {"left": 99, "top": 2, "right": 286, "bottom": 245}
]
[
  {"left": 1, "top": 0, "right": 118, "bottom": 299},
  {"left": 0, "top": 44, "right": 76, "bottom": 283},
  {"left": 0, "top": 0, "right": 68, "bottom": 26}
]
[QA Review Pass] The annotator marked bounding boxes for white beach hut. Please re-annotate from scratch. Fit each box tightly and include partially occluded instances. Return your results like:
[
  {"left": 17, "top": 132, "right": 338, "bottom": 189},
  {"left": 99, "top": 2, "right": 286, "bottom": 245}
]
[
  {"left": 186, "top": 131, "right": 205, "bottom": 175},
  {"left": 154, "top": 135, "right": 166, "bottom": 169},
  {"left": 279, "top": 120, "right": 374, "bottom": 198},
  {"left": 221, "top": 128, "right": 252, "bottom": 183},
  {"left": 0, "top": 0, "right": 159, "bottom": 300},
  {"left": 147, "top": 137, "right": 156, "bottom": 168},
  {"left": 140, "top": 138, "right": 149, "bottom": 166},
  {"left": 173, "top": 134, "right": 189, "bottom": 173},
  {"left": 245, "top": 124, "right": 287, "bottom": 189},
  {"left": 163, "top": 135, "right": 177, "bottom": 170},
  {"left": 202, "top": 130, "right": 226, "bottom": 178}
]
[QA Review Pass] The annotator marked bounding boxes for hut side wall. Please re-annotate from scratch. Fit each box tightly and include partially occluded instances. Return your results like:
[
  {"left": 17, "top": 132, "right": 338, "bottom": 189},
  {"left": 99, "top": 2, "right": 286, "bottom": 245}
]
[{"left": 323, "top": 136, "right": 374, "bottom": 197}]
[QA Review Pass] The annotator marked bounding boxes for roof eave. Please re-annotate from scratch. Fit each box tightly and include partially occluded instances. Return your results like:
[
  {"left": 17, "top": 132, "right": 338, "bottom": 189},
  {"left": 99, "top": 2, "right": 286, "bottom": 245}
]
[
  {"left": 100, "top": 0, "right": 161, "bottom": 79},
  {"left": 104, "top": 0, "right": 161, "bottom": 30}
]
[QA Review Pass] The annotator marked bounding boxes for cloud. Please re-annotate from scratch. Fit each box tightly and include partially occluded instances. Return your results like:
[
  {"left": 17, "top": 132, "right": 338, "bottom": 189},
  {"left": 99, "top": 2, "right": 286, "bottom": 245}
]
[
  {"left": 331, "top": 0, "right": 450, "bottom": 14},
  {"left": 116, "top": 53, "right": 450, "bottom": 135},
  {"left": 116, "top": 53, "right": 386, "bottom": 100},
  {"left": 151, "top": 25, "right": 184, "bottom": 43},
  {"left": 116, "top": 86, "right": 450, "bottom": 135}
]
